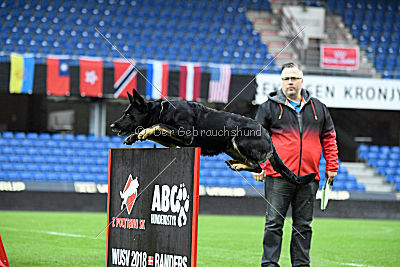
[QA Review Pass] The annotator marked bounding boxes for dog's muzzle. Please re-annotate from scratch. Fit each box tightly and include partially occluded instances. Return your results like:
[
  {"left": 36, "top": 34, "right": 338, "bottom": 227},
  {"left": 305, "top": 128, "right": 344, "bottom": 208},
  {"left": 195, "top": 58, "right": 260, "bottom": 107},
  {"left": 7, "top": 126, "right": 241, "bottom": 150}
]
[
  {"left": 110, "top": 123, "right": 132, "bottom": 137},
  {"left": 110, "top": 123, "right": 118, "bottom": 132}
]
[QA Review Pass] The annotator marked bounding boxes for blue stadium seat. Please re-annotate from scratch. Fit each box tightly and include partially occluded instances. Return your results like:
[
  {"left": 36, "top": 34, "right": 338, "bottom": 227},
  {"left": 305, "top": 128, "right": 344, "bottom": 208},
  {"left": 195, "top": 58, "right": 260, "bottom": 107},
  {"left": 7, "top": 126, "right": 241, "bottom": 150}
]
[
  {"left": 345, "top": 182, "right": 358, "bottom": 191},
  {"left": 26, "top": 132, "right": 38, "bottom": 139},
  {"left": 356, "top": 183, "right": 366, "bottom": 192},
  {"left": 201, "top": 169, "right": 212, "bottom": 177},
  {"left": 333, "top": 181, "right": 345, "bottom": 191},
  {"left": 8, "top": 139, "right": 21, "bottom": 147},
  {"left": 14, "top": 132, "right": 26, "bottom": 139},
  {"left": 335, "top": 173, "right": 347, "bottom": 182},
  {"left": 95, "top": 157, "right": 108, "bottom": 165},
  {"left": 391, "top": 146, "right": 400, "bottom": 153},
  {"left": 39, "top": 133, "right": 51, "bottom": 140},
  {"left": 52, "top": 133, "right": 63, "bottom": 140},
  {"left": 380, "top": 146, "right": 390, "bottom": 153},
  {"left": 99, "top": 136, "right": 111, "bottom": 142},
  {"left": 76, "top": 134, "right": 87, "bottom": 141},
  {"left": 2, "top": 132, "right": 13, "bottom": 139},
  {"left": 1, "top": 147, "right": 13, "bottom": 154},
  {"left": 344, "top": 174, "right": 355, "bottom": 182},
  {"left": 64, "top": 134, "right": 75, "bottom": 141},
  {"left": 387, "top": 160, "right": 399, "bottom": 168},
  {"left": 369, "top": 145, "right": 380, "bottom": 152},
  {"left": 391, "top": 176, "right": 400, "bottom": 184},
  {"left": 386, "top": 175, "right": 396, "bottom": 183},
  {"left": 395, "top": 183, "right": 400, "bottom": 191},
  {"left": 375, "top": 160, "right": 387, "bottom": 168},
  {"left": 367, "top": 152, "right": 380, "bottom": 160}
]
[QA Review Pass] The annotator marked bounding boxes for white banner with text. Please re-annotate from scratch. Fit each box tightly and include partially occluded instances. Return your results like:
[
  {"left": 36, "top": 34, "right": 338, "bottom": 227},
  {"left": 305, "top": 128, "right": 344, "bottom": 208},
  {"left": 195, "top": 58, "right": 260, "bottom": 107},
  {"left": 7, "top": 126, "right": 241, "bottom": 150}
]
[{"left": 255, "top": 74, "right": 400, "bottom": 110}]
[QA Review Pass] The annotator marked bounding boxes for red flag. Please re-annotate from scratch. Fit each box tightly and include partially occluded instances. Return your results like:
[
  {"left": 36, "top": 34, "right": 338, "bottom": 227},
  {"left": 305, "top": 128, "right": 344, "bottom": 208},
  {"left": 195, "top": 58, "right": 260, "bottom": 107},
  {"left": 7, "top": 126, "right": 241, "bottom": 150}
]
[
  {"left": 79, "top": 57, "right": 103, "bottom": 97},
  {"left": 113, "top": 59, "right": 137, "bottom": 98},
  {"left": 179, "top": 64, "right": 201, "bottom": 101},
  {"left": 46, "top": 56, "right": 70, "bottom": 96}
]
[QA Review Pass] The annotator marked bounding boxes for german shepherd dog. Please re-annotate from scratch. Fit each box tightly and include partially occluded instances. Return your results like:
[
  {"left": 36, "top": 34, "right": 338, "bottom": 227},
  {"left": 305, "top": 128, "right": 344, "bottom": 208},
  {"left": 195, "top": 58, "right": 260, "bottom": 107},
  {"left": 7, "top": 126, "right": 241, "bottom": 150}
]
[{"left": 110, "top": 89, "right": 316, "bottom": 184}]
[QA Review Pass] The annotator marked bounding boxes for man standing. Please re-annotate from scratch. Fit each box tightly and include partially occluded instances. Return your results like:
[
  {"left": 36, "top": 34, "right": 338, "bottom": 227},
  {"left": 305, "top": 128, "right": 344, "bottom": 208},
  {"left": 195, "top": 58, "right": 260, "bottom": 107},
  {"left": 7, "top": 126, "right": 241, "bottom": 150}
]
[{"left": 253, "top": 62, "right": 338, "bottom": 266}]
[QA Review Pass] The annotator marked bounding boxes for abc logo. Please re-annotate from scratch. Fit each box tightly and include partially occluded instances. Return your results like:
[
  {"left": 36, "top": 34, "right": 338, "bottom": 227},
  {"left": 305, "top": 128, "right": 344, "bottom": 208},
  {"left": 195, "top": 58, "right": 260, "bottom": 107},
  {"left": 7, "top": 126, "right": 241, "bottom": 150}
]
[{"left": 151, "top": 183, "right": 190, "bottom": 227}]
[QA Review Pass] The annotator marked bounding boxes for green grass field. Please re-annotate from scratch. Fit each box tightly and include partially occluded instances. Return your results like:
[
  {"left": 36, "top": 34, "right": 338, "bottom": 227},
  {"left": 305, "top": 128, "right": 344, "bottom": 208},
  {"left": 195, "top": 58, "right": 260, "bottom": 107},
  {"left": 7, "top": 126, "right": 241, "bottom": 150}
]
[{"left": 0, "top": 211, "right": 399, "bottom": 266}]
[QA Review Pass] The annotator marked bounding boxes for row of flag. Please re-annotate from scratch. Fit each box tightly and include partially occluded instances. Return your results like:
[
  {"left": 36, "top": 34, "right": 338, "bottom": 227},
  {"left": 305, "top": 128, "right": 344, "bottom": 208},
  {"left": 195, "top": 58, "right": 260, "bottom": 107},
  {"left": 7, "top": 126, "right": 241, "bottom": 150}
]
[{"left": 9, "top": 54, "right": 232, "bottom": 103}]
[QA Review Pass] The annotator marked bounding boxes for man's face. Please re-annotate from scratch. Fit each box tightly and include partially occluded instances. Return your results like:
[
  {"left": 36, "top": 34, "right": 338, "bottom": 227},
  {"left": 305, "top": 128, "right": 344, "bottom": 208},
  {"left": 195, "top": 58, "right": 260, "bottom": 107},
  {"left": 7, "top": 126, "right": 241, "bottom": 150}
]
[{"left": 281, "top": 67, "right": 303, "bottom": 101}]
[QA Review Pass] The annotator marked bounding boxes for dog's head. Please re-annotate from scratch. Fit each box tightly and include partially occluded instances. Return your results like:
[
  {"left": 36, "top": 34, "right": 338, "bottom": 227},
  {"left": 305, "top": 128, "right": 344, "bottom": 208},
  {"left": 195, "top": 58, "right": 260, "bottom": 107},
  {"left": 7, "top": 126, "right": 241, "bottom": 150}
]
[{"left": 110, "top": 89, "right": 149, "bottom": 136}]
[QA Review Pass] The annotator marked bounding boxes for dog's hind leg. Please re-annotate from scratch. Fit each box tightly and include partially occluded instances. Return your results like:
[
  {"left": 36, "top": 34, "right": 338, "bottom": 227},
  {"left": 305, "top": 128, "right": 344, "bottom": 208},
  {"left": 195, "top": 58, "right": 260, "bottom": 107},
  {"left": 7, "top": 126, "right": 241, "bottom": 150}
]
[
  {"left": 225, "top": 135, "right": 268, "bottom": 173},
  {"left": 225, "top": 159, "right": 263, "bottom": 173},
  {"left": 224, "top": 135, "right": 264, "bottom": 173}
]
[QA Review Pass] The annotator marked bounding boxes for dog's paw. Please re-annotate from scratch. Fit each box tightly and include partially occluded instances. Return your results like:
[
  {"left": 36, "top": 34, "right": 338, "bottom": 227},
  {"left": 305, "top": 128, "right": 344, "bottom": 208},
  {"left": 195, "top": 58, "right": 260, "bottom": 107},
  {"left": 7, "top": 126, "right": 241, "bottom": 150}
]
[
  {"left": 231, "top": 163, "right": 248, "bottom": 171},
  {"left": 225, "top": 160, "right": 240, "bottom": 166},
  {"left": 225, "top": 160, "right": 247, "bottom": 171},
  {"left": 137, "top": 129, "right": 148, "bottom": 140},
  {"left": 124, "top": 134, "right": 138, "bottom": 145}
]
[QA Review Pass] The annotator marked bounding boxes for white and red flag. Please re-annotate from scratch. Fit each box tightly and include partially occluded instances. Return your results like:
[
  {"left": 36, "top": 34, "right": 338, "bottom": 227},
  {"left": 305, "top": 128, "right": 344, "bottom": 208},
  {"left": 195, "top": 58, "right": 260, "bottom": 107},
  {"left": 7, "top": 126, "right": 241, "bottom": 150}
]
[
  {"left": 179, "top": 64, "right": 201, "bottom": 101},
  {"left": 79, "top": 57, "right": 103, "bottom": 97}
]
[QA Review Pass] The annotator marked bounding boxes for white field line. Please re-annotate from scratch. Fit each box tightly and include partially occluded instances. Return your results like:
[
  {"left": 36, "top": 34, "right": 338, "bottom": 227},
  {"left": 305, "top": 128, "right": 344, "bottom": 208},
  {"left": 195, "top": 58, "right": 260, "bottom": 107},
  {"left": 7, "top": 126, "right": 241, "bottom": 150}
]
[
  {"left": 320, "top": 260, "right": 379, "bottom": 267},
  {"left": 0, "top": 226, "right": 92, "bottom": 239},
  {"left": 44, "top": 231, "right": 87, "bottom": 238}
]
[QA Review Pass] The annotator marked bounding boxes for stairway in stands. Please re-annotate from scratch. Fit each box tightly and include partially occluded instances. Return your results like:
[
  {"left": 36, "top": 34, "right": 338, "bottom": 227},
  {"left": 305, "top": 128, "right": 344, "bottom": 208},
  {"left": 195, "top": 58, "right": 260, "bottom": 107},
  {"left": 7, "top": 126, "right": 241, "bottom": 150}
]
[
  {"left": 342, "top": 162, "right": 393, "bottom": 193},
  {"left": 246, "top": 0, "right": 299, "bottom": 67},
  {"left": 356, "top": 144, "right": 400, "bottom": 193}
]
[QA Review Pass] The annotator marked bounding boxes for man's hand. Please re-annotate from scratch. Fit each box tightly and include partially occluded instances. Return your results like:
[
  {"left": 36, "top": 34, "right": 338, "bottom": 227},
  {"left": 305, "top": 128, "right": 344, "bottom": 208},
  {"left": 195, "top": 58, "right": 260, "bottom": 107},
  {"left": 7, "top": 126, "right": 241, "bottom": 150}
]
[
  {"left": 252, "top": 170, "right": 265, "bottom": 182},
  {"left": 326, "top": 171, "right": 337, "bottom": 184}
]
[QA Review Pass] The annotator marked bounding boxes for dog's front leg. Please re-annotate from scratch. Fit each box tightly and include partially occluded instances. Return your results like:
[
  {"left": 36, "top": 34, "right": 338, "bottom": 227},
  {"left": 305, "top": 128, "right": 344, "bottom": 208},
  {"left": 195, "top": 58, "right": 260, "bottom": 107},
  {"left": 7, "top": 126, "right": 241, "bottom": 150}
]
[
  {"left": 137, "top": 124, "right": 194, "bottom": 146},
  {"left": 137, "top": 125, "right": 173, "bottom": 141},
  {"left": 123, "top": 134, "right": 139, "bottom": 145}
]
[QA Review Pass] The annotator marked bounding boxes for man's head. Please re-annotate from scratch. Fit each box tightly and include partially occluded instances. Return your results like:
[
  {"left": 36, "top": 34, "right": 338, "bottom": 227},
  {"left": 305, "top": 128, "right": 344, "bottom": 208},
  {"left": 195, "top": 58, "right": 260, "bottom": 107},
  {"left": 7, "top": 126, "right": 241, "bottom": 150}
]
[{"left": 281, "top": 62, "right": 303, "bottom": 102}]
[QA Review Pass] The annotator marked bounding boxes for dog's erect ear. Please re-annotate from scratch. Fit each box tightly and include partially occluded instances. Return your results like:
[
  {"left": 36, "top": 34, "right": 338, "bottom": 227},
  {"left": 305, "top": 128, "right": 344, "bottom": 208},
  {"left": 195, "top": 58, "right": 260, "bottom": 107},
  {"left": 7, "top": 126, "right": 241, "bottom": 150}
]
[
  {"left": 129, "top": 89, "right": 147, "bottom": 109},
  {"left": 127, "top": 91, "right": 134, "bottom": 103}
]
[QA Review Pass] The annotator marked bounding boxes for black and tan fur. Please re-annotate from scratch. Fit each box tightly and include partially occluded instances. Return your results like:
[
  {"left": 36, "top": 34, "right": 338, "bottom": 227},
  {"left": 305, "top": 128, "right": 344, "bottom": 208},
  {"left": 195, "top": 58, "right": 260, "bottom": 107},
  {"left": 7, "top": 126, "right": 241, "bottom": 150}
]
[{"left": 110, "top": 89, "right": 316, "bottom": 184}]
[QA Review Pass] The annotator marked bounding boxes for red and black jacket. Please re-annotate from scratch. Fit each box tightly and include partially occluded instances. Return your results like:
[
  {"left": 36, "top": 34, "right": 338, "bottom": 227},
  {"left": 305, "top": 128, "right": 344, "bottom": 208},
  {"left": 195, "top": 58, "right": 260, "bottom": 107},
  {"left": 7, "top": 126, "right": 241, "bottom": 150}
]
[{"left": 255, "top": 89, "right": 339, "bottom": 180}]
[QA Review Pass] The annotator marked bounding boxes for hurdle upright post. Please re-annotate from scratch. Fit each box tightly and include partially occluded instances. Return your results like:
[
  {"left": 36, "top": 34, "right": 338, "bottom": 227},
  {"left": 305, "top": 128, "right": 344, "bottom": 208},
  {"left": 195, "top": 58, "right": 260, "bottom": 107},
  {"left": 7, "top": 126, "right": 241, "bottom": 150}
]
[{"left": 105, "top": 147, "right": 200, "bottom": 267}]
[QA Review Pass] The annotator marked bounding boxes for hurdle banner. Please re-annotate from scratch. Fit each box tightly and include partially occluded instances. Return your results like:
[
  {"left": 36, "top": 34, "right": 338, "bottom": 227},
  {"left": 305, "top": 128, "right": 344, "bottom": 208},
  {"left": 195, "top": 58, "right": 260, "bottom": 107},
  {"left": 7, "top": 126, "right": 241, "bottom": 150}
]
[
  {"left": 0, "top": 235, "right": 9, "bottom": 267},
  {"left": 106, "top": 148, "right": 200, "bottom": 267}
]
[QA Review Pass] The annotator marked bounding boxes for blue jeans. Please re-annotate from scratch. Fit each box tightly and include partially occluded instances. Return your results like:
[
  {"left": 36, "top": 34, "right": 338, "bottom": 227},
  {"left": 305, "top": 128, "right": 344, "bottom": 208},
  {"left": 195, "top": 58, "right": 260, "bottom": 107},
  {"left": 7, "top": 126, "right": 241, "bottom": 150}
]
[{"left": 261, "top": 176, "right": 319, "bottom": 267}]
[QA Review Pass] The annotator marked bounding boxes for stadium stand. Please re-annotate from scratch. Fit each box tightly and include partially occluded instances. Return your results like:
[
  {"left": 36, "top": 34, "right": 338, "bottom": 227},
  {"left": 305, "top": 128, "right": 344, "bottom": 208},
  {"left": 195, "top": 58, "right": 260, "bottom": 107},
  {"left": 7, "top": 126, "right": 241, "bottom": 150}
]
[
  {"left": 0, "top": 0, "right": 275, "bottom": 74},
  {"left": 358, "top": 144, "right": 400, "bottom": 191},
  {"left": 1, "top": 0, "right": 398, "bottom": 77},
  {"left": 0, "top": 131, "right": 364, "bottom": 192}
]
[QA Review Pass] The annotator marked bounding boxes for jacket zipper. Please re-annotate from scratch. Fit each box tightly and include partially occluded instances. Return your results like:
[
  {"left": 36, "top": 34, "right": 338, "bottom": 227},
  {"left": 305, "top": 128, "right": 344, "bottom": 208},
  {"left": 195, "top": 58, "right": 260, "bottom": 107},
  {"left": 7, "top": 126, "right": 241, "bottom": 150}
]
[{"left": 297, "top": 112, "right": 303, "bottom": 176}]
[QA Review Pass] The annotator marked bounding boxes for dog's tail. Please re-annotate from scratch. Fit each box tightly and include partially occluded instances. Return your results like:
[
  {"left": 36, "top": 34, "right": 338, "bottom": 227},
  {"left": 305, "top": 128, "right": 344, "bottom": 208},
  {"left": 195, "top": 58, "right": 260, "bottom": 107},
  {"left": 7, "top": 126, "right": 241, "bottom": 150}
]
[{"left": 268, "top": 145, "right": 316, "bottom": 185}]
